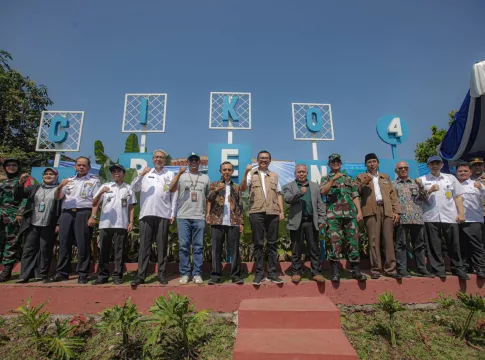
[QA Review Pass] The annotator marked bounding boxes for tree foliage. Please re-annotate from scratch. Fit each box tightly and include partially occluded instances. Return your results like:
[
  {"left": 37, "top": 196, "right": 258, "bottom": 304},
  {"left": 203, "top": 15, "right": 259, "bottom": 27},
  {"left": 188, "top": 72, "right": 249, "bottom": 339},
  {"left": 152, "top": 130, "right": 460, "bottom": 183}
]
[
  {"left": 0, "top": 50, "right": 53, "bottom": 168},
  {"left": 414, "top": 111, "right": 455, "bottom": 163}
]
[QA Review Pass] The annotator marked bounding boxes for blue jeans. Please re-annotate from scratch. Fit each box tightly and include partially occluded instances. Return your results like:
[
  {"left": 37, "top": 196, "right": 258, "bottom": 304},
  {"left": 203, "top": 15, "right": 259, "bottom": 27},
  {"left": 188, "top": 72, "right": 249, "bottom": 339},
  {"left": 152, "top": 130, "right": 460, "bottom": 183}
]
[{"left": 177, "top": 219, "right": 206, "bottom": 276}]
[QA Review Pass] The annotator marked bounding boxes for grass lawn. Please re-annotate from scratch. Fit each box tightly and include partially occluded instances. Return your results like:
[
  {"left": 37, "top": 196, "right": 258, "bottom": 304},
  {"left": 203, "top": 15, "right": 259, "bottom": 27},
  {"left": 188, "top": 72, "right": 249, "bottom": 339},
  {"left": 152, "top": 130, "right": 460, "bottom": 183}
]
[
  {"left": 0, "top": 314, "right": 236, "bottom": 360},
  {"left": 340, "top": 304, "right": 485, "bottom": 360}
]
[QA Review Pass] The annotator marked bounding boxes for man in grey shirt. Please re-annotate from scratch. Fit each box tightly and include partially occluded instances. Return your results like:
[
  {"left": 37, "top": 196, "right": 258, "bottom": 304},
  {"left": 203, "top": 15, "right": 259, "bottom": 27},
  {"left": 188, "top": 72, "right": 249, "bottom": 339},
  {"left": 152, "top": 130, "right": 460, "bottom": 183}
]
[{"left": 170, "top": 152, "right": 210, "bottom": 285}]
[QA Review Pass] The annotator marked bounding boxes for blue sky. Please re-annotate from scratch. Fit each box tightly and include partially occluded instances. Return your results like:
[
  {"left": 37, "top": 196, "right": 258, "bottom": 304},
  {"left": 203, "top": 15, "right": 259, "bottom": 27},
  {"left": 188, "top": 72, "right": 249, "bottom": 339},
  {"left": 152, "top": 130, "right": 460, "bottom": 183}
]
[{"left": 1, "top": 0, "right": 484, "bottom": 164}]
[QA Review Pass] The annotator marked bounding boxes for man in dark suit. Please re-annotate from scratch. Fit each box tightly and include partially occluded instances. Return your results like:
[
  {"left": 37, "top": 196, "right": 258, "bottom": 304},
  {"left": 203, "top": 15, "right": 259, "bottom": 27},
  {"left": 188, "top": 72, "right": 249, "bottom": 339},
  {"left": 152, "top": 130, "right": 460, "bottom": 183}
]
[{"left": 283, "top": 164, "right": 326, "bottom": 283}]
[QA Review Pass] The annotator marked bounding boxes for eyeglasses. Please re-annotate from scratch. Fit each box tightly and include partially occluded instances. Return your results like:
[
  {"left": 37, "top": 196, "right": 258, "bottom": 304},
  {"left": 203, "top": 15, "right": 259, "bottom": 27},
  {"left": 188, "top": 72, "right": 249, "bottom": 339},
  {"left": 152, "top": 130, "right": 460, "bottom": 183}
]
[
  {"left": 397, "top": 167, "right": 409, "bottom": 170},
  {"left": 4, "top": 163, "right": 18, "bottom": 167}
]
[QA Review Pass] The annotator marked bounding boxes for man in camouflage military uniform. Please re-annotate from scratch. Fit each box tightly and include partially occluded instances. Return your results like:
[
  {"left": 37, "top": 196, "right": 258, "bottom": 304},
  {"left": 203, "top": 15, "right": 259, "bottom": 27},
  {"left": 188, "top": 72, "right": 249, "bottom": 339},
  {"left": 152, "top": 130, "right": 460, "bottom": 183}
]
[
  {"left": 470, "top": 157, "right": 485, "bottom": 247},
  {"left": 320, "top": 154, "right": 366, "bottom": 282},
  {"left": 0, "top": 158, "right": 25, "bottom": 282}
]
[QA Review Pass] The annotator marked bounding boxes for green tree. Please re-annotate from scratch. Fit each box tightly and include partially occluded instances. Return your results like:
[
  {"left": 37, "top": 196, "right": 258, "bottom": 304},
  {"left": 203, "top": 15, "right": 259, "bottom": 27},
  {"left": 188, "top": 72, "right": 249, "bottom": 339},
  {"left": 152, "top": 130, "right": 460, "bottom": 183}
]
[
  {"left": 414, "top": 110, "right": 455, "bottom": 163},
  {"left": 0, "top": 50, "right": 53, "bottom": 168}
]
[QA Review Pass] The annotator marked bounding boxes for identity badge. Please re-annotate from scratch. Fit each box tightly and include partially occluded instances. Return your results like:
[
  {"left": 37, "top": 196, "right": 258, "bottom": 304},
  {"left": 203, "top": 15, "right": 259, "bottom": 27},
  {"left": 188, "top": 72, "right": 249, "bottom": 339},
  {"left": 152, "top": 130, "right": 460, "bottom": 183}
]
[{"left": 191, "top": 192, "right": 198, "bottom": 202}]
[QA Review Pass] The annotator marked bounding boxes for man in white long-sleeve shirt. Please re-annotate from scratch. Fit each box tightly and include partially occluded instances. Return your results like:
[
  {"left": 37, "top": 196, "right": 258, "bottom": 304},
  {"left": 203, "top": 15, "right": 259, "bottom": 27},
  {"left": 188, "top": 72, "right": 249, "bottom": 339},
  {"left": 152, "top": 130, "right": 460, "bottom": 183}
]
[
  {"left": 456, "top": 162, "right": 485, "bottom": 279},
  {"left": 129, "top": 150, "right": 176, "bottom": 288},
  {"left": 419, "top": 155, "right": 469, "bottom": 280}
]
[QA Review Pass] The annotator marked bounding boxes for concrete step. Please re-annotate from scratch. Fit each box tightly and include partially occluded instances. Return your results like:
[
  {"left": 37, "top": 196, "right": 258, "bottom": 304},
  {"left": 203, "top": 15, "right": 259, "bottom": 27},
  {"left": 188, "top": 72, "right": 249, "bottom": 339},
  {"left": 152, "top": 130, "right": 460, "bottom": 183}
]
[
  {"left": 233, "top": 328, "right": 358, "bottom": 360},
  {"left": 238, "top": 296, "right": 341, "bottom": 329}
]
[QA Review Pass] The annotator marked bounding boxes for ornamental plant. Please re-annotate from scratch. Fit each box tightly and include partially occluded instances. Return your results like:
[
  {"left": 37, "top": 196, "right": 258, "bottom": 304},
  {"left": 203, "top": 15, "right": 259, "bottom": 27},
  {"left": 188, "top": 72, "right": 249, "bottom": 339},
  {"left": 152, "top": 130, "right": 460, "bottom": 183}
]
[{"left": 376, "top": 291, "right": 405, "bottom": 346}]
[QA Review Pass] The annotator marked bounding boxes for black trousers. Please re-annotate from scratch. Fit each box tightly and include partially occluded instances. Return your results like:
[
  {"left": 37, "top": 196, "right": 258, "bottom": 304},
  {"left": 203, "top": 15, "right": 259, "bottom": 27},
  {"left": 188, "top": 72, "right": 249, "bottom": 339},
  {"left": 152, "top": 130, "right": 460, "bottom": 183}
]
[
  {"left": 424, "top": 222, "right": 465, "bottom": 275},
  {"left": 138, "top": 216, "right": 169, "bottom": 280},
  {"left": 290, "top": 218, "right": 321, "bottom": 276},
  {"left": 395, "top": 224, "right": 427, "bottom": 274},
  {"left": 249, "top": 213, "right": 279, "bottom": 277},
  {"left": 98, "top": 228, "right": 127, "bottom": 280},
  {"left": 459, "top": 222, "right": 485, "bottom": 272},
  {"left": 20, "top": 225, "right": 56, "bottom": 280},
  {"left": 56, "top": 208, "right": 93, "bottom": 278},
  {"left": 210, "top": 225, "right": 241, "bottom": 281}
]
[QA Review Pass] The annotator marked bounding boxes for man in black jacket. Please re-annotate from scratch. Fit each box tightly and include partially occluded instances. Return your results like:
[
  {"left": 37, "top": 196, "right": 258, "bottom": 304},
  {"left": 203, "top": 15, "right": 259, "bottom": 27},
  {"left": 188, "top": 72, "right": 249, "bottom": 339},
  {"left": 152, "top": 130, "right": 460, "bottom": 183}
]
[{"left": 16, "top": 168, "right": 62, "bottom": 282}]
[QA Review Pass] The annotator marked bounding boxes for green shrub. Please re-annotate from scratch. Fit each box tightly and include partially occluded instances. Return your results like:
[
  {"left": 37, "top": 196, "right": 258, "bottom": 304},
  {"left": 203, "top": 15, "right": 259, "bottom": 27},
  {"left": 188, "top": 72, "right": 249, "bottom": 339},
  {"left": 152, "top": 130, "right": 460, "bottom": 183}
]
[{"left": 376, "top": 291, "right": 405, "bottom": 346}]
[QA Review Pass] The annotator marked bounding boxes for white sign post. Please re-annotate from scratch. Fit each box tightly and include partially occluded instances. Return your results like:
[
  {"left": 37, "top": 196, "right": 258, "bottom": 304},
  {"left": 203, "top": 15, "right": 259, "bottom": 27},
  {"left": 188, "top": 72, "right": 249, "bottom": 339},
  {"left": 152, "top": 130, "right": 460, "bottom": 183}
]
[
  {"left": 36, "top": 111, "right": 85, "bottom": 166},
  {"left": 292, "top": 103, "right": 334, "bottom": 160},
  {"left": 122, "top": 93, "right": 168, "bottom": 153}
]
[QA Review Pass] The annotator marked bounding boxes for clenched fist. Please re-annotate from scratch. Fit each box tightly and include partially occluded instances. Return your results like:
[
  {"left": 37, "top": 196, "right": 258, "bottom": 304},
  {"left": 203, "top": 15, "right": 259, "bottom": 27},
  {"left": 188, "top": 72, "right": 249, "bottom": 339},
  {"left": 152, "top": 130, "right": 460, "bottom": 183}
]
[
  {"left": 360, "top": 174, "right": 372, "bottom": 184},
  {"left": 60, "top": 179, "right": 70, "bottom": 187},
  {"left": 428, "top": 184, "right": 439, "bottom": 194},
  {"left": 19, "top": 173, "right": 30, "bottom": 185},
  {"left": 474, "top": 181, "right": 483, "bottom": 190},
  {"left": 178, "top": 166, "right": 187, "bottom": 174},
  {"left": 140, "top": 167, "right": 151, "bottom": 176}
]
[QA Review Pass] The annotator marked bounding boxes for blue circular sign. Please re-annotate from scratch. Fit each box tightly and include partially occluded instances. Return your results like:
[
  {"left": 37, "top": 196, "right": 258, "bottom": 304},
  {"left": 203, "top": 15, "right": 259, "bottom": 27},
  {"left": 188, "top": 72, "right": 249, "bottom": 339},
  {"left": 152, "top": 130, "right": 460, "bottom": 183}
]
[{"left": 376, "top": 114, "right": 409, "bottom": 145}]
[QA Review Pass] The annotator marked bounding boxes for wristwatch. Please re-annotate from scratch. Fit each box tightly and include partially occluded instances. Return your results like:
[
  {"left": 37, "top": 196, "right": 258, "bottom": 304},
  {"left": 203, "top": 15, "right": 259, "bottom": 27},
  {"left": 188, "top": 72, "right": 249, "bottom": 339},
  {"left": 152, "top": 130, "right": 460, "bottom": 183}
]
[{"left": 91, "top": 215, "right": 99, "bottom": 220}]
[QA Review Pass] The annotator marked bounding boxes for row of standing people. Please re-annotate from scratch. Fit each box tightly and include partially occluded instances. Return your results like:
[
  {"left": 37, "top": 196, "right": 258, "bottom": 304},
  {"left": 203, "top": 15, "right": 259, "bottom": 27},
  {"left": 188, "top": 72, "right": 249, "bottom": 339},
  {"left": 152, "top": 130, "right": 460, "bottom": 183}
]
[{"left": 1, "top": 151, "right": 484, "bottom": 285}]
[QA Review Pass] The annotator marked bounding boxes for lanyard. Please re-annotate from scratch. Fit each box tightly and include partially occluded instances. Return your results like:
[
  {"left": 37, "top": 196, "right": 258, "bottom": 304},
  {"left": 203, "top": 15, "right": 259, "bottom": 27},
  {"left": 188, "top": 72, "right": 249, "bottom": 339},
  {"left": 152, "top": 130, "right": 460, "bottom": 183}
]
[{"left": 189, "top": 173, "right": 200, "bottom": 191}]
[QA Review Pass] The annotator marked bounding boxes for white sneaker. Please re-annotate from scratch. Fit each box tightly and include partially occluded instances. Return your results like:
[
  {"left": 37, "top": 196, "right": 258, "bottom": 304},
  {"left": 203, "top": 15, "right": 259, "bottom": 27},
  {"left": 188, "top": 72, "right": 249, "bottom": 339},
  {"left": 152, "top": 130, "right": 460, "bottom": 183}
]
[
  {"left": 179, "top": 275, "right": 189, "bottom": 285},
  {"left": 193, "top": 275, "right": 204, "bottom": 284}
]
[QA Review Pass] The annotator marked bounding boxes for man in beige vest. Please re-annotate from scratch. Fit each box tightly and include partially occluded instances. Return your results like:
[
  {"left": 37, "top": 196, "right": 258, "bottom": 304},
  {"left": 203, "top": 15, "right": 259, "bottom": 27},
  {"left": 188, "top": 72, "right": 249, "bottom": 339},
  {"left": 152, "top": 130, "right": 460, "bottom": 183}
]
[{"left": 241, "top": 150, "right": 285, "bottom": 286}]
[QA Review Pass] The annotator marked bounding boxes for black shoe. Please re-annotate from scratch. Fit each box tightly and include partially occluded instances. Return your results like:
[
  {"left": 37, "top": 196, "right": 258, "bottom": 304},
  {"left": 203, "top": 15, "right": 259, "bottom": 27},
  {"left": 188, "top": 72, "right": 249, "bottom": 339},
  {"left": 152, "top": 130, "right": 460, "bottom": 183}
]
[
  {"left": 416, "top": 271, "right": 435, "bottom": 278},
  {"left": 159, "top": 278, "right": 168, "bottom": 285},
  {"left": 436, "top": 273, "right": 447, "bottom": 279},
  {"left": 91, "top": 278, "right": 108, "bottom": 285},
  {"left": 267, "top": 275, "right": 284, "bottom": 284},
  {"left": 78, "top": 277, "right": 88, "bottom": 284},
  {"left": 208, "top": 278, "right": 221, "bottom": 285},
  {"left": 392, "top": 273, "right": 403, "bottom": 279},
  {"left": 330, "top": 261, "right": 340, "bottom": 282},
  {"left": 0, "top": 265, "right": 14, "bottom": 283},
  {"left": 232, "top": 277, "right": 244, "bottom": 285},
  {"left": 15, "top": 278, "right": 30, "bottom": 284},
  {"left": 456, "top": 272, "right": 470, "bottom": 281},
  {"left": 371, "top": 273, "right": 381, "bottom": 279},
  {"left": 32, "top": 277, "right": 46, "bottom": 283},
  {"left": 476, "top": 271, "right": 485, "bottom": 279},
  {"left": 131, "top": 278, "right": 145, "bottom": 289},
  {"left": 45, "top": 274, "right": 69, "bottom": 283},
  {"left": 252, "top": 273, "right": 265, "bottom": 286},
  {"left": 351, "top": 263, "right": 367, "bottom": 282},
  {"left": 398, "top": 271, "right": 412, "bottom": 278},
  {"left": 113, "top": 278, "right": 123, "bottom": 285}
]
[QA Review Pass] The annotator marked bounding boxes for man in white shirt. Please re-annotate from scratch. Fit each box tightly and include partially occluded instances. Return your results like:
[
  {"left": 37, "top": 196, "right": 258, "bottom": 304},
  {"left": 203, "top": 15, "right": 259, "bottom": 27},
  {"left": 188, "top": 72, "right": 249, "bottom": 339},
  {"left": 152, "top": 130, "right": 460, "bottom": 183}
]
[
  {"left": 241, "top": 150, "right": 285, "bottom": 286},
  {"left": 455, "top": 162, "right": 485, "bottom": 279},
  {"left": 91, "top": 164, "right": 136, "bottom": 285},
  {"left": 419, "top": 155, "right": 469, "bottom": 280},
  {"left": 130, "top": 150, "right": 176, "bottom": 288},
  {"left": 48, "top": 156, "right": 100, "bottom": 284}
]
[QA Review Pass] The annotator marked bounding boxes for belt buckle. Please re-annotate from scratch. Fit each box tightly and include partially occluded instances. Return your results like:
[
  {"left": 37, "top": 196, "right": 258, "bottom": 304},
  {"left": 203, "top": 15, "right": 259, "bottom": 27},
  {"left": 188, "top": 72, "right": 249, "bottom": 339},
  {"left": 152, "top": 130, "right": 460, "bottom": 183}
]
[{"left": 71, "top": 208, "right": 77, "bottom": 212}]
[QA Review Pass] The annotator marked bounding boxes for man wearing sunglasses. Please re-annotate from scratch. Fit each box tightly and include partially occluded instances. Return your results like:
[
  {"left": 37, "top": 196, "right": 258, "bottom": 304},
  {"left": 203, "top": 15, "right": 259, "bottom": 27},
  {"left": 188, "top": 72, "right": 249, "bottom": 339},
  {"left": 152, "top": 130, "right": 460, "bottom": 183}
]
[
  {"left": 393, "top": 161, "right": 434, "bottom": 278},
  {"left": 170, "top": 152, "right": 210, "bottom": 285}
]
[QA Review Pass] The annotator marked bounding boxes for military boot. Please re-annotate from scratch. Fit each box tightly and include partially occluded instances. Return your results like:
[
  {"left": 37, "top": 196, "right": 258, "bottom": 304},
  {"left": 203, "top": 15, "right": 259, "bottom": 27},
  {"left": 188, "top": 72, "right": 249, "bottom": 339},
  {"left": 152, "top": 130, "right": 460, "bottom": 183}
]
[
  {"left": 330, "top": 261, "right": 340, "bottom": 282},
  {"left": 351, "top": 262, "right": 367, "bottom": 282},
  {"left": 0, "top": 264, "right": 14, "bottom": 283}
]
